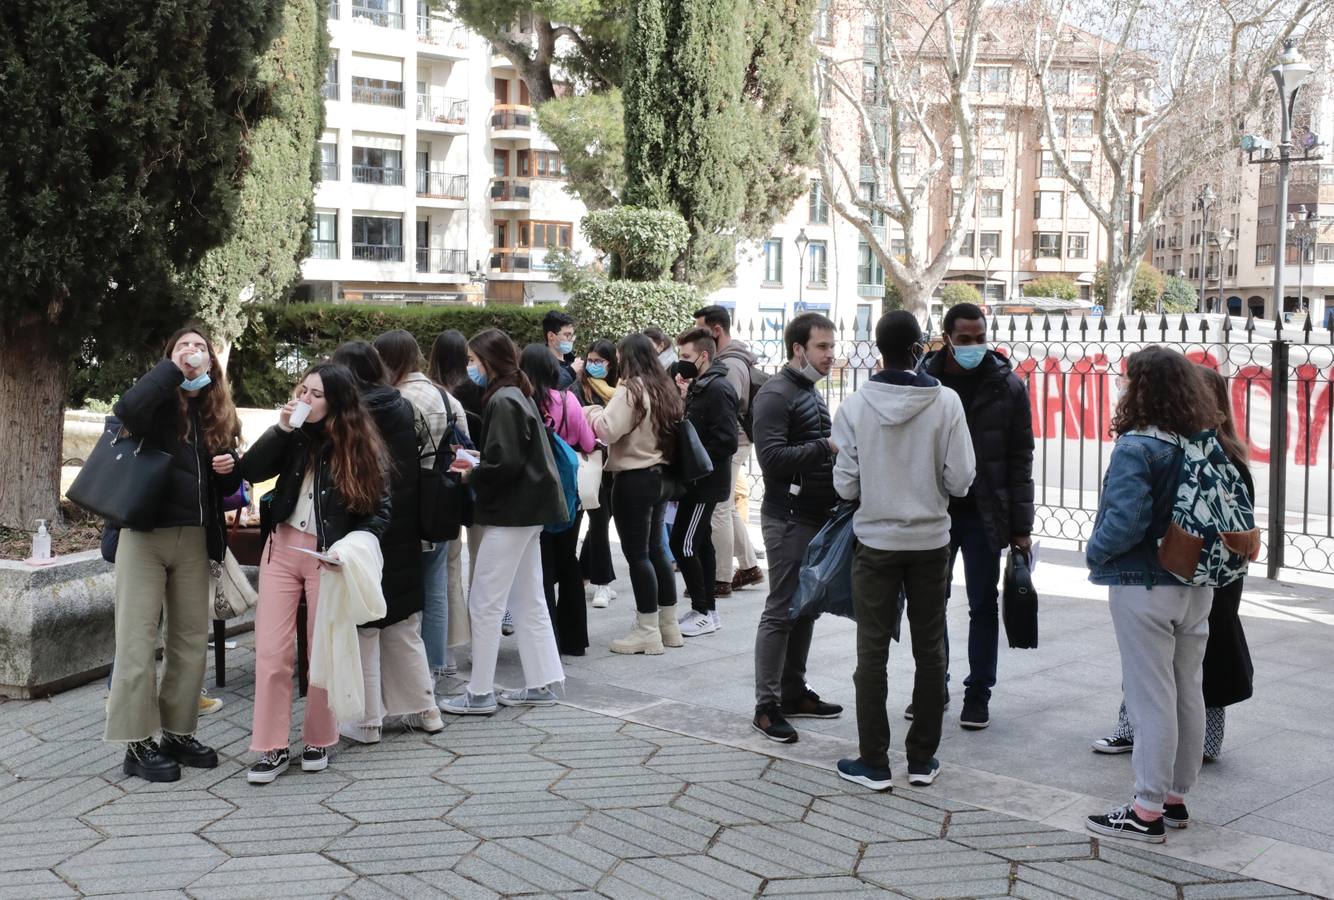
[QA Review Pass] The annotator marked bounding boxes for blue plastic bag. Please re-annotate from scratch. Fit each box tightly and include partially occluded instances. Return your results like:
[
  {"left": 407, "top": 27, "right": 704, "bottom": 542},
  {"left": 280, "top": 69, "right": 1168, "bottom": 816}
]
[{"left": 790, "top": 503, "right": 857, "bottom": 621}]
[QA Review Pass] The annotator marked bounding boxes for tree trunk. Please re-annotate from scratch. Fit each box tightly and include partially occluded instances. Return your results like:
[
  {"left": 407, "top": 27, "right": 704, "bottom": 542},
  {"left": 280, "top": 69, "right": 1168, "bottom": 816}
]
[
  {"left": 0, "top": 322, "right": 69, "bottom": 530},
  {"left": 1109, "top": 262, "right": 1138, "bottom": 317}
]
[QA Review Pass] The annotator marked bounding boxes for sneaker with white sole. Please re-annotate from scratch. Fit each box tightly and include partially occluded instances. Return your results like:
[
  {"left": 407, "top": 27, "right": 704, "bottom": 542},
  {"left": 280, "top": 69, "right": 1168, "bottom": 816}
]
[
  {"left": 837, "top": 757, "right": 893, "bottom": 792},
  {"left": 906, "top": 757, "right": 941, "bottom": 786},
  {"left": 677, "top": 609, "right": 718, "bottom": 636},
  {"left": 339, "top": 722, "right": 382, "bottom": 744},
  {"left": 592, "top": 585, "right": 613, "bottom": 608},
  {"left": 198, "top": 692, "right": 224, "bottom": 715},
  {"left": 248, "top": 749, "right": 290, "bottom": 784},
  {"left": 497, "top": 686, "right": 558, "bottom": 707},
  {"left": 1164, "top": 802, "right": 1189, "bottom": 829},
  {"left": 1086, "top": 803, "right": 1165, "bottom": 843},
  {"left": 300, "top": 746, "right": 328, "bottom": 772},
  {"left": 441, "top": 691, "right": 498, "bottom": 715},
  {"left": 403, "top": 708, "right": 445, "bottom": 733},
  {"left": 710, "top": 610, "right": 721, "bottom": 630},
  {"left": 1091, "top": 735, "right": 1134, "bottom": 754}
]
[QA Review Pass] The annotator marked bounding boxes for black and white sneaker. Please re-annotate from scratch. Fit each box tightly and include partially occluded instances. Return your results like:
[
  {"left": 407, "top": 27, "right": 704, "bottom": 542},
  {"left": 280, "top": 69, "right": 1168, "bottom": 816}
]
[
  {"left": 1163, "top": 802, "right": 1189, "bottom": 829},
  {"left": 247, "top": 749, "right": 290, "bottom": 784},
  {"left": 1086, "top": 804, "right": 1165, "bottom": 843},
  {"left": 906, "top": 757, "right": 941, "bottom": 786},
  {"left": 752, "top": 704, "right": 798, "bottom": 743},
  {"left": 301, "top": 746, "right": 328, "bottom": 772},
  {"left": 959, "top": 697, "right": 990, "bottom": 730},
  {"left": 837, "top": 758, "right": 893, "bottom": 792},
  {"left": 1091, "top": 735, "right": 1134, "bottom": 754}
]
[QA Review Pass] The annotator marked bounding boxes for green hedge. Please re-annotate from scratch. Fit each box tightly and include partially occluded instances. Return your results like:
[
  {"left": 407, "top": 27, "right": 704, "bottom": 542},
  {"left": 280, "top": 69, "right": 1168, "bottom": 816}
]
[
  {"left": 566, "top": 280, "right": 700, "bottom": 345},
  {"left": 228, "top": 303, "right": 559, "bottom": 406}
]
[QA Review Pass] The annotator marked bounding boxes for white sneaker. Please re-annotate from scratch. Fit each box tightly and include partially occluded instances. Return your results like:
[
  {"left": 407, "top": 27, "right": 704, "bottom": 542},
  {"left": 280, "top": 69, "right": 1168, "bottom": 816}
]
[
  {"left": 592, "top": 585, "right": 613, "bottom": 608},
  {"left": 677, "top": 609, "right": 718, "bottom": 637},
  {"left": 403, "top": 708, "right": 445, "bottom": 733},
  {"left": 339, "top": 722, "right": 382, "bottom": 745},
  {"left": 710, "top": 610, "right": 722, "bottom": 630}
]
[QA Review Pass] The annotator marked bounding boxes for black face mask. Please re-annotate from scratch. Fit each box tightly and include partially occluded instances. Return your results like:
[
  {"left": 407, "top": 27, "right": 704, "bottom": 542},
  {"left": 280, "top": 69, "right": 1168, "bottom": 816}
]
[{"left": 673, "top": 360, "right": 699, "bottom": 381}]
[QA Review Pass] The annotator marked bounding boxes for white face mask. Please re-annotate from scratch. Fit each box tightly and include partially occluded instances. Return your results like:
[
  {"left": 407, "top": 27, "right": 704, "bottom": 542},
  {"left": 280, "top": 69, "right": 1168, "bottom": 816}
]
[{"left": 796, "top": 347, "right": 825, "bottom": 383}]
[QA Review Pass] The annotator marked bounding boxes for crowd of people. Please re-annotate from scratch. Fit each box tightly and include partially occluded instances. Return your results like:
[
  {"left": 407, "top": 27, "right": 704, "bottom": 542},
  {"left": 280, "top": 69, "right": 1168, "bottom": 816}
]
[{"left": 99, "top": 302, "right": 1258, "bottom": 846}]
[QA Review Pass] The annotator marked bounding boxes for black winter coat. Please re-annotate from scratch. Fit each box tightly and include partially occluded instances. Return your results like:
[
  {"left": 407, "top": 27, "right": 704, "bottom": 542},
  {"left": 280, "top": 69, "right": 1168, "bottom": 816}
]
[
  {"left": 112, "top": 360, "right": 242, "bottom": 562},
  {"left": 923, "top": 349, "right": 1035, "bottom": 551},
  {"left": 239, "top": 424, "right": 392, "bottom": 554},
  {"left": 751, "top": 366, "right": 837, "bottom": 526},
  {"left": 471, "top": 386, "right": 567, "bottom": 527},
  {"left": 683, "top": 366, "right": 739, "bottom": 503},
  {"left": 361, "top": 384, "right": 424, "bottom": 628}
]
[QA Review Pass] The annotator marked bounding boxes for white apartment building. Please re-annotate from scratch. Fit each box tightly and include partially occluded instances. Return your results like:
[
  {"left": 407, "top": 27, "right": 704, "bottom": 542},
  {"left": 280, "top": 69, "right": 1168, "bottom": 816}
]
[{"left": 301, "top": 3, "right": 590, "bottom": 305}]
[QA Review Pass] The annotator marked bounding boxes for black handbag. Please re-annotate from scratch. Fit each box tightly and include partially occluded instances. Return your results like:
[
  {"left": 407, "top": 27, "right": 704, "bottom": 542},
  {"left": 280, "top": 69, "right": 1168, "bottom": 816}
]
[
  {"left": 1002, "top": 547, "right": 1039, "bottom": 649},
  {"left": 674, "top": 419, "right": 714, "bottom": 483},
  {"left": 418, "top": 419, "right": 473, "bottom": 542},
  {"left": 67, "top": 427, "right": 172, "bottom": 530}
]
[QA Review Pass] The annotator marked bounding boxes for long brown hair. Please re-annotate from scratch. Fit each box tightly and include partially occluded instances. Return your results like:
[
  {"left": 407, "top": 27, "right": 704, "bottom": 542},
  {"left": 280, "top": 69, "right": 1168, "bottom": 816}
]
[
  {"left": 468, "top": 328, "right": 532, "bottom": 404},
  {"left": 1111, "top": 346, "right": 1217, "bottom": 439},
  {"left": 1198, "top": 365, "right": 1247, "bottom": 466},
  {"left": 373, "top": 330, "right": 424, "bottom": 386},
  {"left": 162, "top": 323, "right": 240, "bottom": 453},
  {"left": 617, "top": 333, "right": 683, "bottom": 457},
  {"left": 303, "top": 363, "right": 387, "bottom": 516}
]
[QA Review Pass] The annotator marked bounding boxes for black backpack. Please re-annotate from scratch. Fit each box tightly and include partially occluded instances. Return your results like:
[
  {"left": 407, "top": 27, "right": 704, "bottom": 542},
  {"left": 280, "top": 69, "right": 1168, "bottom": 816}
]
[{"left": 740, "top": 363, "right": 770, "bottom": 442}]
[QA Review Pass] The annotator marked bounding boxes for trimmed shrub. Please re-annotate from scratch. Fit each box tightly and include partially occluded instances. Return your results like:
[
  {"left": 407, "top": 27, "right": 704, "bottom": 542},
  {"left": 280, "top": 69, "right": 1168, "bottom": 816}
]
[
  {"left": 1021, "top": 275, "right": 1078, "bottom": 301},
  {"left": 566, "top": 280, "right": 701, "bottom": 345},
  {"left": 582, "top": 206, "right": 690, "bottom": 281},
  {"left": 940, "top": 283, "right": 983, "bottom": 307}
]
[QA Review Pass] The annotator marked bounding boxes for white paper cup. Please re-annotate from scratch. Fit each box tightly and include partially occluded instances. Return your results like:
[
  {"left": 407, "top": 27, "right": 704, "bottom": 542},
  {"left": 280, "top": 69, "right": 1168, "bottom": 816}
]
[
  {"left": 187, "top": 351, "right": 207, "bottom": 369},
  {"left": 289, "top": 400, "right": 312, "bottom": 428}
]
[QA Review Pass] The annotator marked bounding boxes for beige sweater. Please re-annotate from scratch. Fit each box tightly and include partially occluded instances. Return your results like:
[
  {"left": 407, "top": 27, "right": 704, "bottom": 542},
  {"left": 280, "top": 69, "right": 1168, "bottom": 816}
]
[{"left": 585, "top": 380, "right": 665, "bottom": 472}]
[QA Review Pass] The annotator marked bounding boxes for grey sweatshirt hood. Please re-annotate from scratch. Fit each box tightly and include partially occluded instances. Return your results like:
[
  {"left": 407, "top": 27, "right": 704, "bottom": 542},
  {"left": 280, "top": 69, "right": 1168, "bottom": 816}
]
[
  {"left": 861, "top": 372, "right": 941, "bottom": 426},
  {"left": 716, "top": 340, "right": 758, "bottom": 367}
]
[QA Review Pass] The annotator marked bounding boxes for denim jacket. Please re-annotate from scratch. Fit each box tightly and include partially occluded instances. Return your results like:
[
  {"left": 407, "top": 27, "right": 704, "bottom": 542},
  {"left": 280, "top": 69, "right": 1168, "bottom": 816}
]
[{"left": 1086, "top": 432, "right": 1183, "bottom": 586}]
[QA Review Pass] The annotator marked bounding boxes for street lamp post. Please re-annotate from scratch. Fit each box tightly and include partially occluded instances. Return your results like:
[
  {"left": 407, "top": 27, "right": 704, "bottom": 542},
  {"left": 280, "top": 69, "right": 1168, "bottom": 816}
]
[
  {"left": 1265, "top": 40, "right": 1313, "bottom": 319},
  {"left": 980, "top": 247, "right": 994, "bottom": 305},
  {"left": 1289, "top": 205, "right": 1316, "bottom": 317},
  {"left": 1196, "top": 186, "right": 1216, "bottom": 313},
  {"left": 794, "top": 228, "right": 809, "bottom": 312},
  {"left": 1214, "top": 227, "right": 1235, "bottom": 314}
]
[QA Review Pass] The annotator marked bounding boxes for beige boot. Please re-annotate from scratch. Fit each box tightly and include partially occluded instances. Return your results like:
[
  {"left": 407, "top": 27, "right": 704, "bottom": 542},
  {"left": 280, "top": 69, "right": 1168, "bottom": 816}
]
[
  {"left": 658, "top": 607, "right": 684, "bottom": 648},
  {"left": 609, "top": 612, "right": 664, "bottom": 655}
]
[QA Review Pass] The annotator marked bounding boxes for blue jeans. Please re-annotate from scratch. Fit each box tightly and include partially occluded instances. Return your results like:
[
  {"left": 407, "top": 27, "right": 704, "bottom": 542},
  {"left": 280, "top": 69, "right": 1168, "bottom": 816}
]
[
  {"left": 419, "top": 541, "right": 450, "bottom": 674},
  {"left": 944, "top": 506, "right": 1002, "bottom": 703}
]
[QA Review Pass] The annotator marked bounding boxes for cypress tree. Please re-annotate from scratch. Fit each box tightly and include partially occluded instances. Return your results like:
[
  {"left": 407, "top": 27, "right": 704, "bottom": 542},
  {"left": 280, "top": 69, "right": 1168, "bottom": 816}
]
[{"left": 0, "top": 0, "right": 284, "bottom": 528}]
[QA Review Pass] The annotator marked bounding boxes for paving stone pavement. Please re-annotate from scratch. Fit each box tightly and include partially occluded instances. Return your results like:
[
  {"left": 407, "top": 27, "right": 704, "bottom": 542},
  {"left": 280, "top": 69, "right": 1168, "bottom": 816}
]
[{"left": 0, "top": 649, "right": 1317, "bottom": 899}]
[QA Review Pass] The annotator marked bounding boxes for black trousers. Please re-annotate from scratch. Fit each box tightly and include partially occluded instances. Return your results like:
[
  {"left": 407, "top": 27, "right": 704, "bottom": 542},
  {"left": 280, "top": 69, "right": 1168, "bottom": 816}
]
[
  {"left": 579, "top": 473, "right": 616, "bottom": 585},
  {"left": 541, "top": 509, "right": 587, "bottom": 656},
  {"left": 611, "top": 467, "right": 676, "bottom": 614},
  {"left": 670, "top": 500, "right": 717, "bottom": 613}
]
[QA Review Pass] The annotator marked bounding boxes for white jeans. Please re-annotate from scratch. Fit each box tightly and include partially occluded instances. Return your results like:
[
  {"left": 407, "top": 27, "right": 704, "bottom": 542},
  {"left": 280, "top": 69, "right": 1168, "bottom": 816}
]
[
  {"left": 467, "top": 525, "right": 564, "bottom": 696},
  {"left": 356, "top": 613, "right": 437, "bottom": 727}
]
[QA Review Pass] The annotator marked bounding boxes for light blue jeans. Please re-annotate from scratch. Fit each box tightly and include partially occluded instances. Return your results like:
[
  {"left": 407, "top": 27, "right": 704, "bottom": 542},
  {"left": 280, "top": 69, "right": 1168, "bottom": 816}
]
[{"left": 420, "top": 542, "right": 451, "bottom": 674}]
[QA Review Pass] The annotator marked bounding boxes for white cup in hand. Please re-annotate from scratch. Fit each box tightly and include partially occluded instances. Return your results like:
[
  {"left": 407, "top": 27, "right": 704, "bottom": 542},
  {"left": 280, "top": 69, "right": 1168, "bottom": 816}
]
[
  {"left": 187, "top": 351, "right": 207, "bottom": 369},
  {"left": 289, "top": 400, "right": 312, "bottom": 428}
]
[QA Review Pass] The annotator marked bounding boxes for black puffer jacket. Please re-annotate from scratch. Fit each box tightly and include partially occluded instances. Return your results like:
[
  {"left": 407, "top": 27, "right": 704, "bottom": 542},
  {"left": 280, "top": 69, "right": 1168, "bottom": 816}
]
[
  {"left": 361, "top": 384, "right": 424, "bottom": 628},
  {"left": 923, "top": 349, "right": 1035, "bottom": 551},
  {"left": 239, "top": 424, "right": 392, "bottom": 553},
  {"left": 112, "top": 360, "right": 242, "bottom": 562},
  {"left": 751, "top": 366, "right": 837, "bottom": 526},
  {"left": 683, "top": 365, "right": 739, "bottom": 503}
]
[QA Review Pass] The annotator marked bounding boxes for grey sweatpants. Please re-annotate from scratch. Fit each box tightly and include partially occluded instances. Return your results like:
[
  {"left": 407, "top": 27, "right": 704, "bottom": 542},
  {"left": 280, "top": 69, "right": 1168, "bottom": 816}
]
[{"left": 1108, "top": 582, "right": 1212, "bottom": 812}]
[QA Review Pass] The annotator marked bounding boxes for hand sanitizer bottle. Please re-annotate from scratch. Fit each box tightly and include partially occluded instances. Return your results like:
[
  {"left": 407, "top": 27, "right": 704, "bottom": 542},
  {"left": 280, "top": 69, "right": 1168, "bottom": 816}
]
[{"left": 32, "top": 519, "right": 52, "bottom": 561}]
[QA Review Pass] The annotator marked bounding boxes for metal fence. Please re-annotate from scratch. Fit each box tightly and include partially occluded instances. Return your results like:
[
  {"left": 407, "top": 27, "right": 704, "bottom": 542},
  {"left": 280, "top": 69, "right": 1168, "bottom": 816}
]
[{"left": 728, "top": 313, "right": 1333, "bottom": 580}]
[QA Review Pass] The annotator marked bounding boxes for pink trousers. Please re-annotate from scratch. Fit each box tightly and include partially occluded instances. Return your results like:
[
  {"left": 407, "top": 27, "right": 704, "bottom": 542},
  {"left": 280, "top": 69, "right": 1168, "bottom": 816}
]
[{"left": 250, "top": 525, "right": 338, "bottom": 752}]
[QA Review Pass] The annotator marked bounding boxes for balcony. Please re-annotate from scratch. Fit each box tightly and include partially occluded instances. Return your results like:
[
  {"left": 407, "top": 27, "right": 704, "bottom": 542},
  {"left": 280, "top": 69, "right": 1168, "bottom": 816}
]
[
  {"left": 320, "top": 82, "right": 339, "bottom": 101},
  {"left": 417, "top": 18, "right": 469, "bottom": 53},
  {"left": 320, "top": 162, "right": 338, "bottom": 182},
  {"left": 350, "top": 3, "right": 404, "bottom": 28},
  {"left": 311, "top": 240, "right": 338, "bottom": 260},
  {"left": 416, "top": 95, "right": 467, "bottom": 126},
  {"left": 328, "top": 0, "right": 339, "bottom": 19},
  {"left": 489, "top": 177, "right": 532, "bottom": 205},
  {"left": 490, "top": 104, "right": 533, "bottom": 136},
  {"left": 1167, "top": 235, "right": 1182, "bottom": 248},
  {"left": 489, "top": 247, "right": 532, "bottom": 273},
  {"left": 352, "top": 165, "right": 405, "bottom": 186},
  {"left": 416, "top": 171, "right": 467, "bottom": 200},
  {"left": 352, "top": 243, "right": 404, "bottom": 262},
  {"left": 351, "top": 84, "right": 404, "bottom": 108},
  {"left": 415, "top": 248, "right": 468, "bottom": 274}
]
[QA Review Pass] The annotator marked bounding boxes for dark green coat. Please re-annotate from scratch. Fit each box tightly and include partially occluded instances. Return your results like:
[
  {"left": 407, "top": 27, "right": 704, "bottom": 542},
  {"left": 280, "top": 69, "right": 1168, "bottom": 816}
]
[{"left": 471, "top": 386, "right": 566, "bottom": 528}]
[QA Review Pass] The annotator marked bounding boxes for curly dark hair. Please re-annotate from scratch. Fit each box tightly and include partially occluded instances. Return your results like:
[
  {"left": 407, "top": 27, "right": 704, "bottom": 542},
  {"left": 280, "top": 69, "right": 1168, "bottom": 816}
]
[{"left": 1111, "top": 346, "right": 1218, "bottom": 439}]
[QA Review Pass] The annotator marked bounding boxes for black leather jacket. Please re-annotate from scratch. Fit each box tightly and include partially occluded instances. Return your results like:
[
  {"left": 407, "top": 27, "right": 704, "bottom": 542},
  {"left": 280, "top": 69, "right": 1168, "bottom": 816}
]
[{"left": 239, "top": 424, "right": 391, "bottom": 553}]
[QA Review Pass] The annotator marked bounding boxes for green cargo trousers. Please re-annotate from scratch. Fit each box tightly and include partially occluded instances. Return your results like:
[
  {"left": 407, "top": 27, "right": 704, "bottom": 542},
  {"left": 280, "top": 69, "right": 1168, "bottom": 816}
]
[{"left": 104, "top": 526, "right": 210, "bottom": 743}]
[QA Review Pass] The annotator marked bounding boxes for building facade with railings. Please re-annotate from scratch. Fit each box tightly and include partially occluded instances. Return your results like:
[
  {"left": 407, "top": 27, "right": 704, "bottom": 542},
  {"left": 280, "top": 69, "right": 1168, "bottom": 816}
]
[{"left": 302, "top": 3, "right": 1128, "bottom": 326}]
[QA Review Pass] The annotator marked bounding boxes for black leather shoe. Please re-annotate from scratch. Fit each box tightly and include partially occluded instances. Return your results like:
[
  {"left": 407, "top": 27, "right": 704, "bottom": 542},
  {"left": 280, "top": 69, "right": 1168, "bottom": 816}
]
[
  {"left": 123, "top": 740, "right": 181, "bottom": 782},
  {"left": 159, "top": 733, "right": 219, "bottom": 769}
]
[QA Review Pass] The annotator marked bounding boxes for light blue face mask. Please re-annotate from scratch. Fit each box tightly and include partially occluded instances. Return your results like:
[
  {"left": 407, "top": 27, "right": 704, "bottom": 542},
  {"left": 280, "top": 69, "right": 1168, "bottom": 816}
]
[
  {"left": 181, "top": 372, "right": 213, "bottom": 391},
  {"left": 558, "top": 339, "right": 574, "bottom": 355},
  {"left": 586, "top": 362, "right": 608, "bottom": 379},
  {"left": 467, "top": 364, "right": 488, "bottom": 387},
  {"left": 952, "top": 343, "right": 988, "bottom": 370}
]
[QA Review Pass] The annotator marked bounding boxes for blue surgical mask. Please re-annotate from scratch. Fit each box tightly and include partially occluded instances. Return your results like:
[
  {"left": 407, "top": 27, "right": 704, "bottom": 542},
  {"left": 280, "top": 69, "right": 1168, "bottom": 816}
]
[
  {"left": 181, "top": 372, "right": 212, "bottom": 391},
  {"left": 586, "top": 362, "right": 608, "bottom": 379},
  {"left": 952, "top": 344, "right": 988, "bottom": 370},
  {"left": 467, "top": 364, "right": 488, "bottom": 387},
  {"left": 558, "top": 340, "right": 574, "bottom": 355}
]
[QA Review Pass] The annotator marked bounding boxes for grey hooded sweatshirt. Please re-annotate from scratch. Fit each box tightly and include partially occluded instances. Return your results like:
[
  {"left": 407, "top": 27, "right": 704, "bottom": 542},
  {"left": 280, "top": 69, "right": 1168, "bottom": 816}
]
[{"left": 831, "top": 369, "right": 977, "bottom": 551}]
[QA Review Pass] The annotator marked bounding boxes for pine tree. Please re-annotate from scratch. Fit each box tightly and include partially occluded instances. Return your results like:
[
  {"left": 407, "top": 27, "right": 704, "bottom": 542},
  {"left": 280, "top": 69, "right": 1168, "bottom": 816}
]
[{"left": 0, "top": 0, "right": 284, "bottom": 529}]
